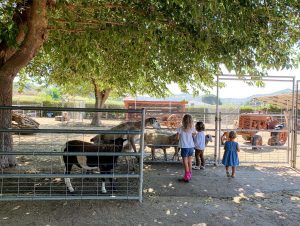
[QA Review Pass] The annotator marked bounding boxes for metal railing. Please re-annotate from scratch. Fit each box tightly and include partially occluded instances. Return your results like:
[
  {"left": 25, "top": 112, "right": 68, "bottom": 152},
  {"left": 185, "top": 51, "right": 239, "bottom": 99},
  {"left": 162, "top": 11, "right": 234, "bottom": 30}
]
[{"left": 0, "top": 106, "right": 146, "bottom": 202}]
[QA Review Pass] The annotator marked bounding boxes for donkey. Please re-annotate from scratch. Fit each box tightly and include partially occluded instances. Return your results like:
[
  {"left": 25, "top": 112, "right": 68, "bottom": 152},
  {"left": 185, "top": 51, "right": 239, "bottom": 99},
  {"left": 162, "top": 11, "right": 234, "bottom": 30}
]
[{"left": 90, "top": 117, "right": 161, "bottom": 153}]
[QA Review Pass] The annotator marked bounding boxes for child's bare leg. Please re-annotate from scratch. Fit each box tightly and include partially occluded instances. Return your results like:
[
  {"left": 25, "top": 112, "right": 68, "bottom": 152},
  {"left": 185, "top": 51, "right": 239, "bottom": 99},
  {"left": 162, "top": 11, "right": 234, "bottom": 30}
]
[
  {"left": 195, "top": 149, "right": 200, "bottom": 167},
  {"left": 232, "top": 167, "right": 236, "bottom": 177},
  {"left": 188, "top": 156, "right": 193, "bottom": 173},
  {"left": 199, "top": 150, "right": 205, "bottom": 167},
  {"left": 225, "top": 166, "right": 230, "bottom": 177},
  {"left": 182, "top": 157, "right": 189, "bottom": 173}
]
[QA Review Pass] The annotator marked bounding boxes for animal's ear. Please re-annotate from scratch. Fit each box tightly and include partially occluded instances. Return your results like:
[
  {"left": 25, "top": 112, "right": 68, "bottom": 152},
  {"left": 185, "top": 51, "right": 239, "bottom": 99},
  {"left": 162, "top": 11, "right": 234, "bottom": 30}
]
[
  {"left": 122, "top": 139, "right": 128, "bottom": 146},
  {"left": 150, "top": 117, "right": 156, "bottom": 122}
]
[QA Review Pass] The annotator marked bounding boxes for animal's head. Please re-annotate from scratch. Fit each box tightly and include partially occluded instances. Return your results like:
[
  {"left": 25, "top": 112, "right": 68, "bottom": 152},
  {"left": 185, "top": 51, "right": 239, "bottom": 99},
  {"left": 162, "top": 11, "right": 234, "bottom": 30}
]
[
  {"left": 90, "top": 135, "right": 103, "bottom": 143},
  {"left": 205, "top": 134, "right": 213, "bottom": 145},
  {"left": 170, "top": 134, "right": 179, "bottom": 144},
  {"left": 102, "top": 138, "right": 128, "bottom": 150},
  {"left": 145, "top": 117, "right": 161, "bottom": 129}
]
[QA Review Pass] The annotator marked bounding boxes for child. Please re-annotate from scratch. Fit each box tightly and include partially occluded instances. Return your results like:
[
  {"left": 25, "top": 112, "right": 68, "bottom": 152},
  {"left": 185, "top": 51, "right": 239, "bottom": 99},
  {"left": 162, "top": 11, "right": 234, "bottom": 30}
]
[
  {"left": 193, "top": 121, "right": 206, "bottom": 170},
  {"left": 176, "top": 114, "right": 196, "bottom": 182},
  {"left": 221, "top": 131, "right": 240, "bottom": 178}
]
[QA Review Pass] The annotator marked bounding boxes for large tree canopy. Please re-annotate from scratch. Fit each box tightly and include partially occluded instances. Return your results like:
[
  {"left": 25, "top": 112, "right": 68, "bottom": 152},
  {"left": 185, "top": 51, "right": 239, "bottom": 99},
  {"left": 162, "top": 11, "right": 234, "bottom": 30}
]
[
  {"left": 15, "top": 0, "right": 300, "bottom": 96},
  {"left": 21, "top": 0, "right": 300, "bottom": 124},
  {"left": 0, "top": 0, "right": 300, "bottom": 166}
]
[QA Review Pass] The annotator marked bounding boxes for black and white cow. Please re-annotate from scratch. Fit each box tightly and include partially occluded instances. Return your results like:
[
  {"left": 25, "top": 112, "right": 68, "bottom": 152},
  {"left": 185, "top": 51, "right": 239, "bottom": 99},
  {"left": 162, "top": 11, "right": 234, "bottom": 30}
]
[{"left": 63, "top": 138, "right": 126, "bottom": 193}]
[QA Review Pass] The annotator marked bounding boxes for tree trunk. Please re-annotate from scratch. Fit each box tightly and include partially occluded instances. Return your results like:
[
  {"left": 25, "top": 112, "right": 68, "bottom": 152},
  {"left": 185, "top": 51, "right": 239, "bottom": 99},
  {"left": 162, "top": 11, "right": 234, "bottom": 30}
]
[
  {"left": 0, "top": 0, "right": 51, "bottom": 168},
  {"left": 91, "top": 81, "right": 111, "bottom": 126},
  {"left": 0, "top": 76, "right": 16, "bottom": 168}
]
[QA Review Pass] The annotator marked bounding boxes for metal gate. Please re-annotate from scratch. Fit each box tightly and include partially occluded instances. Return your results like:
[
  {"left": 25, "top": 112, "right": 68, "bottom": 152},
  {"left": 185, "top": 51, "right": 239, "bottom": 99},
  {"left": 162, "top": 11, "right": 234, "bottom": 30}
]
[
  {"left": 0, "top": 106, "right": 145, "bottom": 201},
  {"left": 294, "top": 81, "right": 300, "bottom": 169},
  {"left": 216, "top": 74, "right": 295, "bottom": 165}
]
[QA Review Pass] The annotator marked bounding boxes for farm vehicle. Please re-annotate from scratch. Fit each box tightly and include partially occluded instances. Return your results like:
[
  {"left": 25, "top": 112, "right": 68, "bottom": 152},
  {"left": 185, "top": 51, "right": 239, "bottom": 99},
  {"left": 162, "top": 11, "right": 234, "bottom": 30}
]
[{"left": 221, "top": 113, "right": 288, "bottom": 147}]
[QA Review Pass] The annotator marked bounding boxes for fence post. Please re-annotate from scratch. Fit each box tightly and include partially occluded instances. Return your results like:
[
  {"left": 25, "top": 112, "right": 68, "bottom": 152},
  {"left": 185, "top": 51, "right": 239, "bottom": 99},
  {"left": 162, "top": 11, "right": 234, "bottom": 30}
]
[
  {"left": 139, "top": 108, "right": 146, "bottom": 202},
  {"left": 214, "top": 74, "right": 220, "bottom": 166}
]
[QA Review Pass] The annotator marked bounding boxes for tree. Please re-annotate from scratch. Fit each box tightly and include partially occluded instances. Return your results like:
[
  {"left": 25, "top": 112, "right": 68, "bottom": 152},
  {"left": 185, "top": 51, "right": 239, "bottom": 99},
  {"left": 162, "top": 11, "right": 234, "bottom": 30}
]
[
  {"left": 1, "top": 1, "right": 300, "bottom": 167},
  {"left": 202, "top": 94, "right": 222, "bottom": 105}
]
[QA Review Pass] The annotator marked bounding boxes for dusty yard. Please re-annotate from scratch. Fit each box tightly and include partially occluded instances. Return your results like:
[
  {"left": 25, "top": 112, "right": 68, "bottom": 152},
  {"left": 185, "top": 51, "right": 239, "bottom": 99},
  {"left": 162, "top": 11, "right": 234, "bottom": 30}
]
[
  {"left": 0, "top": 165, "right": 299, "bottom": 225},
  {"left": 0, "top": 117, "right": 299, "bottom": 225}
]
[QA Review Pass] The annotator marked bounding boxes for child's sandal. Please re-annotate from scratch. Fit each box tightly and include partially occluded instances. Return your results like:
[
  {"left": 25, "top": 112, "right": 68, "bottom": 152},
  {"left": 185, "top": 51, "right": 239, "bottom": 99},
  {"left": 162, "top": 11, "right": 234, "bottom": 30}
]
[{"left": 226, "top": 171, "right": 230, "bottom": 177}]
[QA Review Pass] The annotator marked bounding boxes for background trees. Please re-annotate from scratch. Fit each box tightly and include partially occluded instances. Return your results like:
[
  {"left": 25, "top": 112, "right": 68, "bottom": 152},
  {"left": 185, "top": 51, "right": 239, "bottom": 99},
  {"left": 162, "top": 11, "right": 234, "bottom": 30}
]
[{"left": 202, "top": 94, "right": 222, "bottom": 105}]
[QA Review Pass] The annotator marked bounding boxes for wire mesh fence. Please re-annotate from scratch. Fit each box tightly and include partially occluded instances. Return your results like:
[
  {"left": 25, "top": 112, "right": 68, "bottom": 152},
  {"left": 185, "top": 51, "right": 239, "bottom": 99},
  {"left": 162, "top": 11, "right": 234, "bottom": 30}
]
[
  {"left": 219, "top": 112, "right": 290, "bottom": 164},
  {"left": 0, "top": 106, "right": 146, "bottom": 201},
  {"left": 1, "top": 74, "right": 300, "bottom": 201},
  {"left": 295, "top": 81, "right": 300, "bottom": 169}
]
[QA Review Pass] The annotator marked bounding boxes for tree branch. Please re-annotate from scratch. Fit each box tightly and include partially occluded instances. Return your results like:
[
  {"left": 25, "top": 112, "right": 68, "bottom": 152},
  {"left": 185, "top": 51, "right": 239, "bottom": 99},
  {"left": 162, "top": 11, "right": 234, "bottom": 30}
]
[
  {"left": 0, "top": 0, "right": 50, "bottom": 78},
  {"left": 53, "top": 18, "right": 125, "bottom": 26}
]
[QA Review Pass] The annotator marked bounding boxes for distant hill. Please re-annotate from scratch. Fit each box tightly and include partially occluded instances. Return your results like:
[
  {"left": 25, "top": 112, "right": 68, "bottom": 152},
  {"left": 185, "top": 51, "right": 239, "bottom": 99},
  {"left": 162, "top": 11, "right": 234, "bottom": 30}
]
[
  {"left": 134, "top": 88, "right": 292, "bottom": 106},
  {"left": 220, "top": 88, "right": 292, "bottom": 105}
]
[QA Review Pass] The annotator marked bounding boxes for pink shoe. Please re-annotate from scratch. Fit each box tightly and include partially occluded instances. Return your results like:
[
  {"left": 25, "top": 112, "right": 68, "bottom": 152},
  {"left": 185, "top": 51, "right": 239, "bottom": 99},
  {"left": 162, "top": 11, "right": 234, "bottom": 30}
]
[
  {"left": 182, "top": 172, "right": 189, "bottom": 182},
  {"left": 187, "top": 171, "right": 192, "bottom": 180}
]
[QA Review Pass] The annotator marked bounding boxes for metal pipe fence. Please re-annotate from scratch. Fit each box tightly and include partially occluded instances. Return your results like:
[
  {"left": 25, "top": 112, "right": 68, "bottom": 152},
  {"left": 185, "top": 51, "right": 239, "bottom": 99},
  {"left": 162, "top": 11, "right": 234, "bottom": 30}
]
[
  {"left": 1, "top": 74, "right": 300, "bottom": 202},
  {"left": 217, "top": 75, "right": 295, "bottom": 166},
  {"left": 295, "top": 81, "right": 300, "bottom": 169},
  {"left": 0, "top": 106, "right": 146, "bottom": 201},
  {"left": 218, "top": 112, "right": 291, "bottom": 164}
]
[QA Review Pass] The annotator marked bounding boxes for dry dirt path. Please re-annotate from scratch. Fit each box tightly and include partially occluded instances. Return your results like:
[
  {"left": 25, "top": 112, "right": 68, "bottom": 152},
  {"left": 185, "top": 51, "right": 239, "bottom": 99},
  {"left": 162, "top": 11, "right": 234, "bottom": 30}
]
[{"left": 0, "top": 165, "right": 299, "bottom": 226}]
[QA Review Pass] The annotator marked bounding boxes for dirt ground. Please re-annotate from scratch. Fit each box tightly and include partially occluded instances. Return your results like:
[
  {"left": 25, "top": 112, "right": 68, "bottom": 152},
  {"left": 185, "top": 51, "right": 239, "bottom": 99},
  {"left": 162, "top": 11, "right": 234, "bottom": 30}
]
[
  {"left": 0, "top": 165, "right": 299, "bottom": 226},
  {"left": 0, "top": 117, "right": 299, "bottom": 225}
]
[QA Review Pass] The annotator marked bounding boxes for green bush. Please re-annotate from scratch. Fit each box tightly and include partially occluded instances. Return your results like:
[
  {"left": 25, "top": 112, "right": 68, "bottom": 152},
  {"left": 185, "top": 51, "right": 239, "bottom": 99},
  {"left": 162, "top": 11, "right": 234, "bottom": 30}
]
[{"left": 239, "top": 106, "right": 255, "bottom": 113}]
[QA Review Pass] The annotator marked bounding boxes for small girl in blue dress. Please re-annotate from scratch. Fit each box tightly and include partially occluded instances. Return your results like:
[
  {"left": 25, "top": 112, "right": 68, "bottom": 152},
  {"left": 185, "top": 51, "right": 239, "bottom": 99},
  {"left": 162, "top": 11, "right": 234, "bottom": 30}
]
[{"left": 222, "top": 131, "right": 240, "bottom": 178}]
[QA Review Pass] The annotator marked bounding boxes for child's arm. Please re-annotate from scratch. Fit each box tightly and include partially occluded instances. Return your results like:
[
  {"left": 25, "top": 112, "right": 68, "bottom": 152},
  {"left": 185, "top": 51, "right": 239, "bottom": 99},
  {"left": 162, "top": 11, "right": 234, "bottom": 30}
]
[
  {"left": 176, "top": 128, "right": 180, "bottom": 141},
  {"left": 192, "top": 132, "right": 196, "bottom": 138},
  {"left": 191, "top": 127, "right": 196, "bottom": 138},
  {"left": 237, "top": 143, "right": 240, "bottom": 152}
]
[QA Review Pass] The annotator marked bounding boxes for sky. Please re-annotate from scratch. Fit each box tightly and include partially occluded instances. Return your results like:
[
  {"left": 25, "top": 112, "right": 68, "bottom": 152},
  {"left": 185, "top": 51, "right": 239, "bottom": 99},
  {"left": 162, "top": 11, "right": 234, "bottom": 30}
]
[{"left": 167, "top": 68, "right": 300, "bottom": 98}]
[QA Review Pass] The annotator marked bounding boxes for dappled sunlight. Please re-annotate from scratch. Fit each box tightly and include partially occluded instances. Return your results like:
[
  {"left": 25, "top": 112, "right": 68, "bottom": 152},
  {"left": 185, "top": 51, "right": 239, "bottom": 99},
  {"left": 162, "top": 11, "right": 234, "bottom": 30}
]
[
  {"left": 273, "top": 210, "right": 287, "bottom": 219},
  {"left": 204, "top": 197, "right": 213, "bottom": 205},
  {"left": 53, "top": 178, "right": 62, "bottom": 183},
  {"left": 290, "top": 196, "right": 300, "bottom": 201},
  {"left": 12, "top": 205, "right": 21, "bottom": 210},
  {"left": 153, "top": 219, "right": 163, "bottom": 224},
  {"left": 166, "top": 168, "right": 181, "bottom": 176},
  {"left": 233, "top": 193, "right": 249, "bottom": 204},
  {"left": 162, "top": 182, "right": 175, "bottom": 190},
  {"left": 238, "top": 188, "right": 245, "bottom": 192},
  {"left": 165, "top": 209, "right": 171, "bottom": 215},
  {"left": 144, "top": 165, "right": 158, "bottom": 172},
  {"left": 254, "top": 192, "right": 265, "bottom": 198},
  {"left": 143, "top": 187, "right": 156, "bottom": 194}
]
